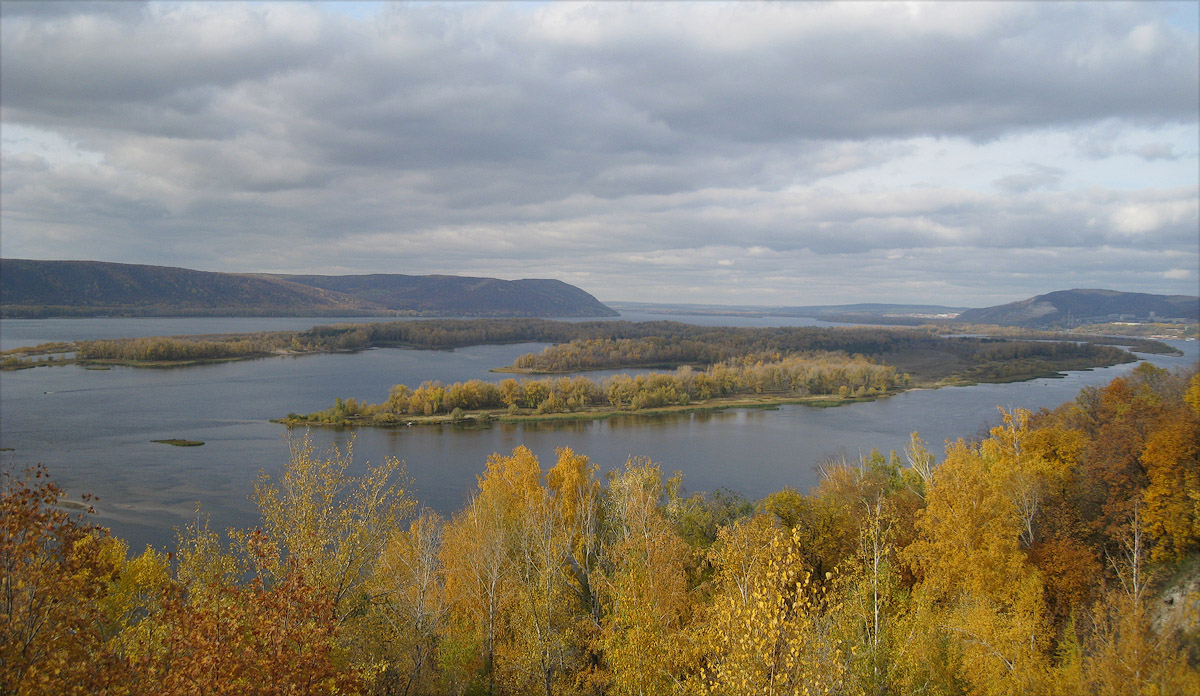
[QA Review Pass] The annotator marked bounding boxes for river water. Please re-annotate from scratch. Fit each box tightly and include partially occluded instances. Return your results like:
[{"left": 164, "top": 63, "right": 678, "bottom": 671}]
[{"left": 1, "top": 314, "right": 1195, "bottom": 552}]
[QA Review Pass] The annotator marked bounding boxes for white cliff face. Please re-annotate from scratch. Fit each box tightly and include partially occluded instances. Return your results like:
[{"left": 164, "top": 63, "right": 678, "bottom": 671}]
[{"left": 1013, "top": 300, "right": 1059, "bottom": 320}]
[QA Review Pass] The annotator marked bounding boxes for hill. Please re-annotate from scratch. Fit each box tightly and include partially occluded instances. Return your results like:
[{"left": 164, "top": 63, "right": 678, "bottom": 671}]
[
  {"left": 956, "top": 289, "right": 1199, "bottom": 328},
  {"left": 0, "top": 259, "right": 617, "bottom": 318},
  {"left": 275, "top": 273, "right": 616, "bottom": 317}
]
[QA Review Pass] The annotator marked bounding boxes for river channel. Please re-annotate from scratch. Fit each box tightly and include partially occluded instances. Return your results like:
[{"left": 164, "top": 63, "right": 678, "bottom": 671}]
[{"left": 1, "top": 314, "right": 1195, "bottom": 552}]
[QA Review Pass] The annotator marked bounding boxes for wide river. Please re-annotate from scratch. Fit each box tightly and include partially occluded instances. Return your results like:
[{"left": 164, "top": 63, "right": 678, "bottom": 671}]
[{"left": 1, "top": 314, "right": 1195, "bottom": 552}]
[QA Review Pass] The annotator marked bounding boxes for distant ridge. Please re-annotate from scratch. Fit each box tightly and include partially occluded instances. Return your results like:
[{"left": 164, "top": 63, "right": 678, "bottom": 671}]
[
  {"left": 0, "top": 259, "right": 617, "bottom": 318},
  {"left": 275, "top": 273, "right": 615, "bottom": 318},
  {"left": 956, "top": 289, "right": 1199, "bottom": 328}
]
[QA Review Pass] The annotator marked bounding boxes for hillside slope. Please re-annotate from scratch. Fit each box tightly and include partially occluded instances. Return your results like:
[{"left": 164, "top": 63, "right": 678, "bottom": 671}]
[
  {"left": 276, "top": 274, "right": 617, "bottom": 317},
  {"left": 0, "top": 259, "right": 363, "bottom": 317},
  {"left": 0, "top": 259, "right": 616, "bottom": 318},
  {"left": 957, "top": 289, "right": 1199, "bottom": 328}
]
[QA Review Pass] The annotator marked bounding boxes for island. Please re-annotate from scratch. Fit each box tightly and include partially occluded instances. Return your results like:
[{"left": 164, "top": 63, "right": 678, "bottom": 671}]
[{"left": 270, "top": 320, "right": 1151, "bottom": 427}]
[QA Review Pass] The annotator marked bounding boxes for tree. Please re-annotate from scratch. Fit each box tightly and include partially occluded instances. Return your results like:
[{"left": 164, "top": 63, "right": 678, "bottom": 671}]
[
  {"left": 601, "top": 458, "right": 697, "bottom": 696},
  {"left": 0, "top": 466, "right": 130, "bottom": 695},
  {"left": 370, "top": 509, "right": 447, "bottom": 696},
  {"left": 250, "top": 433, "right": 414, "bottom": 621},
  {"left": 833, "top": 500, "right": 905, "bottom": 696},
  {"left": 506, "top": 481, "right": 572, "bottom": 696},
  {"left": 1140, "top": 392, "right": 1200, "bottom": 561},
  {"left": 699, "top": 517, "right": 846, "bottom": 695},
  {"left": 246, "top": 432, "right": 414, "bottom": 689},
  {"left": 133, "top": 539, "right": 360, "bottom": 696},
  {"left": 545, "top": 448, "right": 608, "bottom": 695},
  {"left": 546, "top": 448, "right": 604, "bottom": 626},
  {"left": 439, "top": 499, "right": 511, "bottom": 695},
  {"left": 96, "top": 539, "right": 172, "bottom": 661},
  {"left": 1083, "top": 504, "right": 1200, "bottom": 695},
  {"left": 439, "top": 447, "right": 544, "bottom": 695},
  {"left": 902, "top": 438, "right": 1052, "bottom": 694}
]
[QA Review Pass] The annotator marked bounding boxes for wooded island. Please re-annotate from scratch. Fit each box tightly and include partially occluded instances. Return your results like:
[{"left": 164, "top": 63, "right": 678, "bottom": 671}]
[{"left": 273, "top": 321, "right": 1152, "bottom": 426}]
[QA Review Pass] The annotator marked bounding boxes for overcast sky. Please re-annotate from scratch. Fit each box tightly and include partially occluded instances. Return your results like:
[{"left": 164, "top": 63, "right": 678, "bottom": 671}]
[{"left": 2, "top": 1, "right": 1197, "bottom": 307}]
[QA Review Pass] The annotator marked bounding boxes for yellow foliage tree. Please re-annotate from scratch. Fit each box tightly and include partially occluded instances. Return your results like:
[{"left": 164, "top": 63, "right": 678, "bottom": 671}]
[
  {"left": 1083, "top": 505, "right": 1200, "bottom": 695},
  {"left": 1140, "top": 405, "right": 1200, "bottom": 561},
  {"left": 370, "top": 509, "right": 447, "bottom": 695},
  {"left": 250, "top": 434, "right": 414, "bottom": 620},
  {"left": 699, "top": 516, "right": 846, "bottom": 695},
  {"left": 248, "top": 432, "right": 414, "bottom": 685},
  {"left": 97, "top": 539, "right": 172, "bottom": 659},
  {"left": 903, "top": 434, "right": 1052, "bottom": 695},
  {"left": 832, "top": 500, "right": 907, "bottom": 696},
  {"left": 602, "top": 458, "right": 697, "bottom": 696}
]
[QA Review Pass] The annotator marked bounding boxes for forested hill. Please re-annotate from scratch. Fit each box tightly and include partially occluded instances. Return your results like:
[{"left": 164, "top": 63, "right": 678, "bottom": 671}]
[
  {"left": 957, "top": 288, "right": 1199, "bottom": 328},
  {"left": 275, "top": 273, "right": 617, "bottom": 318},
  {"left": 0, "top": 259, "right": 617, "bottom": 318}
]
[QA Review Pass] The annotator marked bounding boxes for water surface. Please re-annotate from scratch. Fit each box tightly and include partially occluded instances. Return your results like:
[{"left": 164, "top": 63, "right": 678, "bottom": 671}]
[{"left": 1, "top": 315, "right": 1193, "bottom": 551}]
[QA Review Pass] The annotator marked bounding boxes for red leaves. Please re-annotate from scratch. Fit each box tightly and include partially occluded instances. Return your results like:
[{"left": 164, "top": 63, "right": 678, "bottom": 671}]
[{"left": 139, "top": 563, "right": 359, "bottom": 696}]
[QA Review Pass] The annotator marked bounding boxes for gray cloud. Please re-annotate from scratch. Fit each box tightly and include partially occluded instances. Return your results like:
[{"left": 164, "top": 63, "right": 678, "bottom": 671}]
[
  {"left": 1134, "top": 142, "right": 1179, "bottom": 161},
  {"left": 1, "top": 1, "right": 1197, "bottom": 305},
  {"left": 993, "top": 164, "right": 1065, "bottom": 193}
]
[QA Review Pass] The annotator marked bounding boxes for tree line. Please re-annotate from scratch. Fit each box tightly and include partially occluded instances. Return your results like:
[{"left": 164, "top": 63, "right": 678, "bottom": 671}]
[
  {"left": 5, "top": 363, "right": 1199, "bottom": 695},
  {"left": 287, "top": 353, "right": 907, "bottom": 426},
  {"left": 74, "top": 320, "right": 934, "bottom": 363},
  {"left": 507, "top": 332, "right": 1135, "bottom": 376},
  {"left": 61, "top": 318, "right": 1158, "bottom": 372}
]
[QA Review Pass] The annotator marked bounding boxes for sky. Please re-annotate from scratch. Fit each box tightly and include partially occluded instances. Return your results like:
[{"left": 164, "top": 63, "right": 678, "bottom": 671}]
[{"left": 1, "top": 1, "right": 1197, "bottom": 308}]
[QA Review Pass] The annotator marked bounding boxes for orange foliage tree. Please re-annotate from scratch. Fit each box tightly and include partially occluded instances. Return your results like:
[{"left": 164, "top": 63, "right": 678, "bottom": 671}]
[{"left": 0, "top": 466, "right": 129, "bottom": 695}]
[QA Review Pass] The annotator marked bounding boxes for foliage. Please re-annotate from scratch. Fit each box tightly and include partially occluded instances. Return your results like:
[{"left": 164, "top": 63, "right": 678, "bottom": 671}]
[
  {"left": 294, "top": 353, "right": 906, "bottom": 425},
  {"left": 0, "top": 466, "right": 129, "bottom": 695}
]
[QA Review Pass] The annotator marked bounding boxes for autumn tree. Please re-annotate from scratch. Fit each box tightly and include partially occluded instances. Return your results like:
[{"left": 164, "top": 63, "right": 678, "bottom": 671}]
[
  {"left": 506, "top": 478, "right": 572, "bottom": 696},
  {"left": 1082, "top": 504, "right": 1200, "bottom": 695},
  {"left": 699, "top": 516, "right": 846, "bottom": 695},
  {"left": 132, "top": 533, "right": 361, "bottom": 696},
  {"left": 370, "top": 509, "right": 447, "bottom": 696},
  {"left": 1141, "top": 372, "right": 1200, "bottom": 561},
  {"left": 831, "top": 500, "right": 907, "bottom": 695},
  {"left": 902, "top": 436, "right": 1052, "bottom": 695},
  {"left": 601, "top": 458, "right": 697, "bottom": 696},
  {"left": 242, "top": 432, "right": 415, "bottom": 691},
  {"left": 545, "top": 447, "right": 607, "bottom": 694},
  {"left": 438, "top": 447, "right": 547, "bottom": 695},
  {"left": 250, "top": 434, "right": 414, "bottom": 619},
  {"left": 440, "top": 492, "right": 511, "bottom": 695},
  {"left": 0, "top": 466, "right": 130, "bottom": 695},
  {"left": 95, "top": 539, "right": 172, "bottom": 661}
]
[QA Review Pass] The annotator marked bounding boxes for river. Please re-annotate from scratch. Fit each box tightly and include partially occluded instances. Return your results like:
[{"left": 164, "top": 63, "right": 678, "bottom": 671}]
[{"left": 1, "top": 314, "right": 1195, "bottom": 552}]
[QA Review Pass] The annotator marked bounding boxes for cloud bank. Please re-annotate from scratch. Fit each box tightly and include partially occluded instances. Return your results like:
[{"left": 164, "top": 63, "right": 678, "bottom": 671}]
[{"left": 2, "top": 1, "right": 1196, "bottom": 306}]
